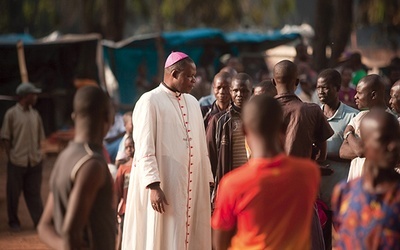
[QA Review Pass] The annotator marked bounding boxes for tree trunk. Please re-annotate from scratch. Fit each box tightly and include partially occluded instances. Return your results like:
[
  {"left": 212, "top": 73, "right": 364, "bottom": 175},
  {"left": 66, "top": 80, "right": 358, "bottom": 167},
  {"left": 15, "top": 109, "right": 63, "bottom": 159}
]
[
  {"left": 312, "top": 0, "right": 332, "bottom": 72},
  {"left": 329, "top": 0, "right": 353, "bottom": 67},
  {"left": 103, "top": 0, "right": 126, "bottom": 41}
]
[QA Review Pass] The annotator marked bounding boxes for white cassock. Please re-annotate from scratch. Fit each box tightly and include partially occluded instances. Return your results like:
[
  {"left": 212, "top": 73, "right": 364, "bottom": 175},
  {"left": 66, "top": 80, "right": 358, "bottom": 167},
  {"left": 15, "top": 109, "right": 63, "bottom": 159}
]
[{"left": 122, "top": 84, "right": 213, "bottom": 250}]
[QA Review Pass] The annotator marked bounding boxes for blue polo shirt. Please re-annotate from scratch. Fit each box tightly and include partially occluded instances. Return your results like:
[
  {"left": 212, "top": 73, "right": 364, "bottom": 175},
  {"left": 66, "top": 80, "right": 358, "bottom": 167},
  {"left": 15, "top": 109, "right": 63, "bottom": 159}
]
[{"left": 320, "top": 102, "right": 359, "bottom": 207}]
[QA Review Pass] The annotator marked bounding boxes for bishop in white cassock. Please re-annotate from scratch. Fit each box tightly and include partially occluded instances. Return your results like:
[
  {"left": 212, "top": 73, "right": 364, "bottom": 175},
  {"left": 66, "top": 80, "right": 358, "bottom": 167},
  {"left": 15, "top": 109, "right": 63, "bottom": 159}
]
[{"left": 122, "top": 52, "right": 213, "bottom": 250}]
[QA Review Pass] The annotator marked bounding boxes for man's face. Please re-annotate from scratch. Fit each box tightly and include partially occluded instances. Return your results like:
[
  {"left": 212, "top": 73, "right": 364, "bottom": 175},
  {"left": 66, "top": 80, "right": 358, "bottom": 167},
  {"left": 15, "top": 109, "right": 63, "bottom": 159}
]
[
  {"left": 389, "top": 86, "right": 400, "bottom": 114},
  {"left": 316, "top": 77, "right": 337, "bottom": 104},
  {"left": 354, "top": 81, "right": 371, "bottom": 109},
  {"left": 213, "top": 78, "right": 231, "bottom": 105},
  {"left": 25, "top": 93, "right": 38, "bottom": 106},
  {"left": 174, "top": 62, "right": 197, "bottom": 93},
  {"left": 230, "top": 79, "right": 251, "bottom": 108}
]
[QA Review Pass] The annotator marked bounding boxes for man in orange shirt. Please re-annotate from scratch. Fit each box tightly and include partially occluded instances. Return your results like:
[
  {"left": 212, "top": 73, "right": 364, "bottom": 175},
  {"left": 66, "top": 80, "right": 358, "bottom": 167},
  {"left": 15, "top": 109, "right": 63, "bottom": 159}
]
[{"left": 211, "top": 95, "right": 320, "bottom": 250}]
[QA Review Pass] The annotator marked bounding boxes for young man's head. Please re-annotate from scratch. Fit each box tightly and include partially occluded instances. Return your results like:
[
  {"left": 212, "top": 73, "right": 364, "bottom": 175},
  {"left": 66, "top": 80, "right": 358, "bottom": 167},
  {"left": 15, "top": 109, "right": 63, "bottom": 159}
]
[
  {"left": 316, "top": 69, "right": 341, "bottom": 105},
  {"left": 219, "top": 66, "right": 238, "bottom": 77},
  {"left": 124, "top": 136, "right": 135, "bottom": 159},
  {"left": 360, "top": 109, "right": 400, "bottom": 170},
  {"left": 273, "top": 60, "right": 298, "bottom": 94},
  {"left": 123, "top": 111, "right": 133, "bottom": 135},
  {"left": 230, "top": 73, "right": 252, "bottom": 108},
  {"left": 16, "top": 82, "right": 42, "bottom": 107},
  {"left": 354, "top": 74, "right": 385, "bottom": 110},
  {"left": 253, "top": 79, "right": 277, "bottom": 97},
  {"left": 243, "top": 94, "right": 283, "bottom": 152},
  {"left": 72, "top": 86, "right": 113, "bottom": 138},
  {"left": 389, "top": 80, "right": 400, "bottom": 114},
  {"left": 212, "top": 72, "right": 232, "bottom": 107},
  {"left": 163, "top": 52, "right": 196, "bottom": 94}
]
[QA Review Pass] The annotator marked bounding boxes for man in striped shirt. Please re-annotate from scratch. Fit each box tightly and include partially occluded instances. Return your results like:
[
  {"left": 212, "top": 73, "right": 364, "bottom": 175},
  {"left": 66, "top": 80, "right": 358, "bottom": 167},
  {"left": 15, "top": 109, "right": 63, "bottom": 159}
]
[{"left": 206, "top": 73, "right": 252, "bottom": 206}]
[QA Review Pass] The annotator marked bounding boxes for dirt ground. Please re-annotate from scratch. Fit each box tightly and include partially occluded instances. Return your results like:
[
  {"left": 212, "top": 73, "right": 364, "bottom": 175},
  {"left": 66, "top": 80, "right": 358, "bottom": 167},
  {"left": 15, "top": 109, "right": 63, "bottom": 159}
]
[{"left": 0, "top": 145, "right": 55, "bottom": 250}]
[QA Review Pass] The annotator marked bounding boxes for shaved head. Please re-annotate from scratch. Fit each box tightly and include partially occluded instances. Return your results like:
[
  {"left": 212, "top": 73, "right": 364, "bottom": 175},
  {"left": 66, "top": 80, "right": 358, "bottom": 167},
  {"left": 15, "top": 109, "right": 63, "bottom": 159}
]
[
  {"left": 213, "top": 71, "right": 232, "bottom": 86},
  {"left": 73, "top": 86, "right": 111, "bottom": 121},
  {"left": 361, "top": 74, "right": 384, "bottom": 92},
  {"left": 243, "top": 94, "right": 283, "bottom": 138},
  {"left": 273, "top": 60, "right": 298, "bottom": 85},
  {"left": 254, "top": 79, "right": 277, "bottom": 96},
  {"left": 360, "top": 109, "right": 400, "bottom": 169},
  {"left": 219, "top": 66, "right": 238, "bottom": 77}
]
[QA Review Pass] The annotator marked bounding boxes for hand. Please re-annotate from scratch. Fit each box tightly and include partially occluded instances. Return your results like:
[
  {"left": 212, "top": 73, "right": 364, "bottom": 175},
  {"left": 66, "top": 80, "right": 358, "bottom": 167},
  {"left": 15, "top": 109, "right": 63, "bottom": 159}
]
[
  {"left": 150, "top": 186, "right": 169, "bottom": 213},
  {"left": 319, "top": 164, "right": 334, "bottom": 176}
]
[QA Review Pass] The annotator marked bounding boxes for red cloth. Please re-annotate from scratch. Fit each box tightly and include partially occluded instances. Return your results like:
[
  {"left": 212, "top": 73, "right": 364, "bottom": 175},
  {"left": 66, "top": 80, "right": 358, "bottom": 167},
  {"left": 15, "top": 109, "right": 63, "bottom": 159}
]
[
  {"left": 114, "top": 158, "right": 132, "bottom": 215},
  {"left": 211, "top": 154, "right": 320, "bottom": 250}
]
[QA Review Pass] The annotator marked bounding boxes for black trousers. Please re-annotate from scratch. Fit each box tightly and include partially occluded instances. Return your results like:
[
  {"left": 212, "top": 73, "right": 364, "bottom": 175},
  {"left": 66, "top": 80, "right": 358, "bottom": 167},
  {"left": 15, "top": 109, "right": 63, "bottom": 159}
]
[{"left": 7, "top": 161, "right": 44, "bottom": 228}]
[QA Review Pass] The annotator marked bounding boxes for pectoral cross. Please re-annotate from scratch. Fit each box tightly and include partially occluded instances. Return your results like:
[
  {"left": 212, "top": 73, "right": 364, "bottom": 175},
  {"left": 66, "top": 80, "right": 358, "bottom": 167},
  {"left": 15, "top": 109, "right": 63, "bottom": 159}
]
[{"left": 183, "top": 138, "right": 192, "bottom": 148}]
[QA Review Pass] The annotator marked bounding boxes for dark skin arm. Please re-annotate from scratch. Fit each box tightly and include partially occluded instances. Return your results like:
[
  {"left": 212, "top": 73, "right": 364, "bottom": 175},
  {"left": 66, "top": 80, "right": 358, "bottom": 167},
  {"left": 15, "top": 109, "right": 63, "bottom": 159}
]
[
  {"left": 147, "top": 182, "right": 169, "bottom": 214},
  {"left": 63, "top": 159, "right": 107, "bottom": 249},
  {"left": 38, "top": 194, "right": 64, "bottom": 249},
  {"left": 213, "top": 229, "right": 235, "bottom": 250},
  {"left": 2, "top": 139, "right": 11, "bottom": 159},
  {"left": 37, "top": 159, "right": 107, "bottom": 250},
  {"left": 339, "top": 125, "right": 363, "bottom": 159}
]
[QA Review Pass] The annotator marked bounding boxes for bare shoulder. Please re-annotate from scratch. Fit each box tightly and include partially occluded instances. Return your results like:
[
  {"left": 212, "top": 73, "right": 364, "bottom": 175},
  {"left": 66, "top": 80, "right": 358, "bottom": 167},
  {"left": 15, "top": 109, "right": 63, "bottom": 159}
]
[{"left": 74, "top": 157, "right": 108, "bottom": 187}]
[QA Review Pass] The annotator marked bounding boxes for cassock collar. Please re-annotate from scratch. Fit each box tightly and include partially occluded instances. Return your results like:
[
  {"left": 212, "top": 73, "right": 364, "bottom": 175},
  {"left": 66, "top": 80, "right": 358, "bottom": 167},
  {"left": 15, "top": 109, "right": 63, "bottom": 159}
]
[{"left": 161, "top": 82, "right": 181, "bottom": 97}]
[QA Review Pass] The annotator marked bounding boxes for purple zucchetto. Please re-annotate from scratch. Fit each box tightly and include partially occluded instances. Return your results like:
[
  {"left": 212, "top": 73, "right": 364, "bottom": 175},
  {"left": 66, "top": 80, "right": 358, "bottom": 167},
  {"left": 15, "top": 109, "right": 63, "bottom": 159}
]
[{"left": 164, "top": 51, "right": 189, "bottom": 68}]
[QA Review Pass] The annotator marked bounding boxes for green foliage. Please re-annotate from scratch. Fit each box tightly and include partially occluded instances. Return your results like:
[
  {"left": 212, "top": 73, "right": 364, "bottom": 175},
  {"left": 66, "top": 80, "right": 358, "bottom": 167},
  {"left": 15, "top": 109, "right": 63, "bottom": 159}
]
[{"left": 358, "top": 0, "right": 400, "bottom": 26}]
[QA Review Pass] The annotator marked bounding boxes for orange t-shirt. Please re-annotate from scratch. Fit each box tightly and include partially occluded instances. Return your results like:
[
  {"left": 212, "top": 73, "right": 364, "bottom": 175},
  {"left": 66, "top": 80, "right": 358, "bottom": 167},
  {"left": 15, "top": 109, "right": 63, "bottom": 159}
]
[
  {"left": 114, "top": 158, "right": 132, "bottom": 216},
  {"left": 211, "top": 154, "right": 320, "bottom": 250}
]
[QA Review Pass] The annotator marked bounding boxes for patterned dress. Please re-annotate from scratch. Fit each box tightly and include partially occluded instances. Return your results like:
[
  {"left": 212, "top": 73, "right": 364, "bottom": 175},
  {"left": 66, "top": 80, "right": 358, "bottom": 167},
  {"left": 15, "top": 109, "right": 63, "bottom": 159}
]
[{"left": 332, "top": 178, "right": 400, "bottom": 250}]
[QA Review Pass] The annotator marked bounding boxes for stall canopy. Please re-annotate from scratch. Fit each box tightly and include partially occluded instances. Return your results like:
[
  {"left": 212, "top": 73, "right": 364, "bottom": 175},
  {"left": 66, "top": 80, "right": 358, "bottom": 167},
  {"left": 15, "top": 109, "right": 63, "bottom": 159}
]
[
  {"left": 0, "top": 33, "right": 104, "bottom": 134},
  {"left": 0, "top": 28, "right": 300, "bottom": 132},
  {"left": 103, "top": 28, "right": 301, "bottom": 105}
]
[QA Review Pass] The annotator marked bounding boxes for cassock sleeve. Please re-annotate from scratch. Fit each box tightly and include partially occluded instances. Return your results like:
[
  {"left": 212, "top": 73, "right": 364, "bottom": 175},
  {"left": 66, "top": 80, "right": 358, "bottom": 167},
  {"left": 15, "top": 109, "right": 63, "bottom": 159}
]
[{"left": 132, "top": 94, "right": 161, "bottom": 189}]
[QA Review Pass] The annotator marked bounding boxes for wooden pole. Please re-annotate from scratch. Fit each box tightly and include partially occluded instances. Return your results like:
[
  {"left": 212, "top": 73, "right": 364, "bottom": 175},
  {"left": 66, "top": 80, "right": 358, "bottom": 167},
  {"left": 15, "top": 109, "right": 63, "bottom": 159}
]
[{"left": 16, "top": 40, "right": 29, "bottom": 83}]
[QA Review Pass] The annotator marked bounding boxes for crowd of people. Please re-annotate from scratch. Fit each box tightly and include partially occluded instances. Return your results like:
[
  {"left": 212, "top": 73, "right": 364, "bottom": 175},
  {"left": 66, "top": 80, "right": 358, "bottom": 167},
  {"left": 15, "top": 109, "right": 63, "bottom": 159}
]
[{"left": 1, "top": 47, "right": 400, "bottom": 250}]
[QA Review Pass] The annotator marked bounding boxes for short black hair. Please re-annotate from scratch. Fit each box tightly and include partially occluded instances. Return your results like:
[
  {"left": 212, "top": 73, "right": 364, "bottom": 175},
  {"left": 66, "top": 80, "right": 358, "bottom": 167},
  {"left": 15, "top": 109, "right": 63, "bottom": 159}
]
[{"left": 318, "top": 69, "right": 341, "bottom": 91}]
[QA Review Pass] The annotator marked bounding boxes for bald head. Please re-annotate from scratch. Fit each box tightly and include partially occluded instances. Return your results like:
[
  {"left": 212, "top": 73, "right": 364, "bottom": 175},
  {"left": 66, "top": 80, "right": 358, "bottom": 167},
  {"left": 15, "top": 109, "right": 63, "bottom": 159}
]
[
  {"left": 360, "top": 109, "right": 400, "bottom": 169},
  {"left": 273, "top": 60, "right": 298, "bottom": 84},
  {"left": 74, "top": 86, "right": 109, "bottom": 115},
  {"left": 219, "top": 66, "right": 238, "bottom": 77},
  {"left": 243, "top": 95, "right": 283, "bottom": 138},
  {"left": 360, "top": 74, "right": 385, "bottom": 95},
  {"left": 355, "top": 74, "right": 386, "bottom": 109},
  {"left": 254, "top": 79, "right": 277, "bottom": 96},
  {"left": 213, "top": 71, "right": 232, "bottom": 86}
]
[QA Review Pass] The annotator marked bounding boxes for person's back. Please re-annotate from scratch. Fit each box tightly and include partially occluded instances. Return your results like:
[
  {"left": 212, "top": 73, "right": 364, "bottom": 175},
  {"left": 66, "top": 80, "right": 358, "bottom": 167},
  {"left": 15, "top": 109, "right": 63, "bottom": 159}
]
[
  {"left": 51, "top": 142, "right": 114, "bottom": 249},
  {"left": 213, "top": 155, "right": 319, "bottom": 249},
  {"left": 38, "top": 86, "right": 115, "bottom": 250},
  {"left": 212, "top": 95, "right": 320, "bottom": 250},
  {"left": 277, "top": 95, "right": 331, "bottom": 158},
  {"left": 273, "top": 60, "right": 333, "bottom": 159}
]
